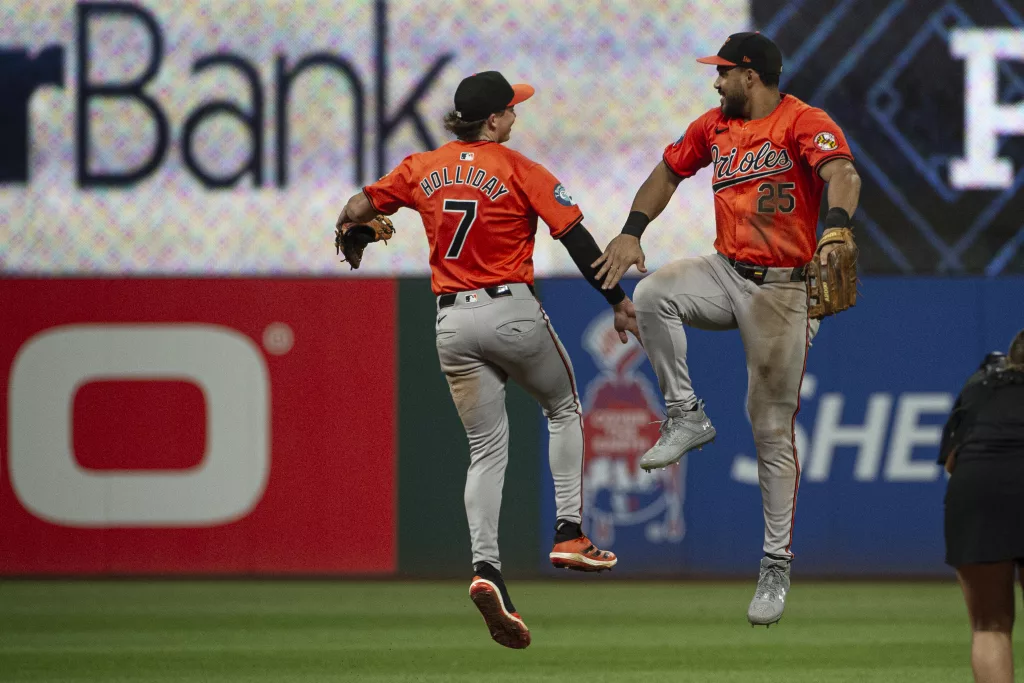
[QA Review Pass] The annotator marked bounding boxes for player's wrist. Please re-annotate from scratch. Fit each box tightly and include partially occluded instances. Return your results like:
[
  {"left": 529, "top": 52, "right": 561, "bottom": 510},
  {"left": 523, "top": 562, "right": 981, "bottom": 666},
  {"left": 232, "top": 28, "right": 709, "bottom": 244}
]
[
  {"left": 824, "top": 207, "right": 851, "bottom": 229},
  {"left": 621, "top": 211, "right": 651, "bottom": 239},
  {"left": 604, "top": 286, "right": 626, "bottom": 306}
]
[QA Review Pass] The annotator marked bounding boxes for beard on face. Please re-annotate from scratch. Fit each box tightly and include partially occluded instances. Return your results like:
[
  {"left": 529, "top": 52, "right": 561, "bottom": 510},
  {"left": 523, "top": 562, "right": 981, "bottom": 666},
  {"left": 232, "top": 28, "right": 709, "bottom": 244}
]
[{"left": 720, "top": 89, "right": 747, "bottom": 118}]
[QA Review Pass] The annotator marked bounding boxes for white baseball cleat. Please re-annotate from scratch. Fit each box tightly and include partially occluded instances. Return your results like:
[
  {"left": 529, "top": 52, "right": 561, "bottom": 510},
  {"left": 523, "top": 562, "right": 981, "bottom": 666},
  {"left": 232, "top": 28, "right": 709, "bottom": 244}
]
[
  {"left": 638, "top": 400, "right": 716, "bottom": 471},
  {"left": 747, "top": 556, "right": 791, "bottom": 626}
]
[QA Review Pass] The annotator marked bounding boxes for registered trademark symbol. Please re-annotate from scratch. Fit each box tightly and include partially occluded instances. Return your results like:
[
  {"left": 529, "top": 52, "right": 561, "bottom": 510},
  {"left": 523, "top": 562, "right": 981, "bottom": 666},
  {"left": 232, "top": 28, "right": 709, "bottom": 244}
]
[{"left": 262, "top": 322, "right": 294, "bottom": 355}]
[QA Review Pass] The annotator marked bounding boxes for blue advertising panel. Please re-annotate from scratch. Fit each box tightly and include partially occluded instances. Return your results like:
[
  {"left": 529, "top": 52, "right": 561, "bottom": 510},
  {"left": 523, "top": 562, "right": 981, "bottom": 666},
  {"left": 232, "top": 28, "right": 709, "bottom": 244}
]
[{"left": 538, "top": 276, "right": 1024, "bottom": 576}]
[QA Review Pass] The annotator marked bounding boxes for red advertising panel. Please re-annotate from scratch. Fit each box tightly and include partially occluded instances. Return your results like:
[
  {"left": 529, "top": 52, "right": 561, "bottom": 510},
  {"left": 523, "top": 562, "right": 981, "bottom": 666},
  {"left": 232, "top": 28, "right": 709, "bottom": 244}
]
[{"left": 0, "top": 279, "right": 396, "bottom": 574}]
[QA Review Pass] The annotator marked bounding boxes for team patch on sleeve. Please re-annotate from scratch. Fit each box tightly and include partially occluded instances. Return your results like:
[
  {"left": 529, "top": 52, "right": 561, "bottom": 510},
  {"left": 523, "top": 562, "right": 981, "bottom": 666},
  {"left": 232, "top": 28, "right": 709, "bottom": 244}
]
[
  {"left": 814, "top": 132, "right": 838, "bottom": 151},
  {"left": 554, "top": 183, "right": 575, "bottom": 206}
]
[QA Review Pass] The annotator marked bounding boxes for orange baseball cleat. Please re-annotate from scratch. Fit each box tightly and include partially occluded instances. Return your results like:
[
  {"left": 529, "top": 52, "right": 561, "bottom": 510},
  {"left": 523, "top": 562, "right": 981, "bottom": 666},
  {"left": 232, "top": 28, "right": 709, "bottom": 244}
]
[
  {"left": 469, "top": 575, "right": 531, "bottom": 649},
  {"left": 549, "top": 535, "right": 618, "bottom": 571}
]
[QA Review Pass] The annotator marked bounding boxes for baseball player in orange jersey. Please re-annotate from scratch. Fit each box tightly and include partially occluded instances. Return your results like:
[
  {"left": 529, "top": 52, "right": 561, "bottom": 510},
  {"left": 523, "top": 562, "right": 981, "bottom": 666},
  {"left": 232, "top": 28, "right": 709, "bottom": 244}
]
[
  {"left": 336, "top": 71, "right": 640, "bottom": 649},
  {"left": 594, "top": 33, "right": 862, "bottom": 626}
]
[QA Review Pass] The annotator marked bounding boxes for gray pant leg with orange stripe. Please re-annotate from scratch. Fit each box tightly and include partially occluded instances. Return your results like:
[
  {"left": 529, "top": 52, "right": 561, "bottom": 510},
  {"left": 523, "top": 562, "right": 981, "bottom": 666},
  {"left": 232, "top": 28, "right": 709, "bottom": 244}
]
[
  {"left": 633, "top": 254, "right": 819, "bottom": 559},
  {"left": 435, "top": 283, "right": 584, "bottom": 572}
]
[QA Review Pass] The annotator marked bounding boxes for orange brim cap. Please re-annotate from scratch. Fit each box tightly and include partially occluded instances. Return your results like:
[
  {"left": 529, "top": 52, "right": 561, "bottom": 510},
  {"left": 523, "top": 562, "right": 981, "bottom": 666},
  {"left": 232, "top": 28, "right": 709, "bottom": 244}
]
[
  {"left": 696, "top": 55, "right": 738, "bottom": 66},
  {"left": 509, "top": 83, "right": 535, "bottom": 105}
]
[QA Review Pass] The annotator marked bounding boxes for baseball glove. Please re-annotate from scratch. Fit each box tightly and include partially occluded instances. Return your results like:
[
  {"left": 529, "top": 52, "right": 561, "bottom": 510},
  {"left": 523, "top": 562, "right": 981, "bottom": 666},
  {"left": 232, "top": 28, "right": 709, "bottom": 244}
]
[
  {"left": 806, "top": 227, "right": 858, "bottom": 319},
  {"left": 335, "top": 215, "right": 395, "bottom": 269}
]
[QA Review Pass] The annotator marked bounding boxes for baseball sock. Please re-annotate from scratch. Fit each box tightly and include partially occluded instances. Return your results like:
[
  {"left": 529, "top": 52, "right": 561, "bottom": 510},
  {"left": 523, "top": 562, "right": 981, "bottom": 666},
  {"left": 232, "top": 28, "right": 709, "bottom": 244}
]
[
  {"left": 553, "top": 519, "right": 583, "bottom": 543},
  {"left": 473, "top": 561, "right": 516, "bottom": 613}
]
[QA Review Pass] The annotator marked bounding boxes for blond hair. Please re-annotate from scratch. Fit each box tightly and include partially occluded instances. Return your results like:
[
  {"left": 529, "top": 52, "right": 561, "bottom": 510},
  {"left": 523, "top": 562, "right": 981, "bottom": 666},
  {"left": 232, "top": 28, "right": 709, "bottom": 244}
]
[{"left": 442, "top": 109, "right": 487, "bottom": 141}]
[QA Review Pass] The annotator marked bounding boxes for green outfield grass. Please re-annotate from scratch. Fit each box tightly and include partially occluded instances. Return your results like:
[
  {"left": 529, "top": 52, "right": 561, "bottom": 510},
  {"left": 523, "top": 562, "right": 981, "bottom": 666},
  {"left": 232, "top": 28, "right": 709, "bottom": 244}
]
[{"left": 0, "top": 579, "right": 1017, "bottom": 682}]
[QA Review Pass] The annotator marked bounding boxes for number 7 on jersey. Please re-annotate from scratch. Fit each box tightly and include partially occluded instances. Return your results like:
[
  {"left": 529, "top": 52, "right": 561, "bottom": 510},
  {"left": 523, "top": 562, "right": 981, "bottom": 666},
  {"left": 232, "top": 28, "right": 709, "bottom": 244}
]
[{"left": 443, "top": 199, "right": 478, "bottom": 259}]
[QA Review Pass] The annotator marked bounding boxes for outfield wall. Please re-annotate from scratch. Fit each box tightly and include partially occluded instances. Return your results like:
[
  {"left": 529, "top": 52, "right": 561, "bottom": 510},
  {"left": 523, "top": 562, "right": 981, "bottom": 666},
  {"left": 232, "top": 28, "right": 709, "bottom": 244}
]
[{"left": 1, "top": 276, "right": 1021, "bottom": 576}]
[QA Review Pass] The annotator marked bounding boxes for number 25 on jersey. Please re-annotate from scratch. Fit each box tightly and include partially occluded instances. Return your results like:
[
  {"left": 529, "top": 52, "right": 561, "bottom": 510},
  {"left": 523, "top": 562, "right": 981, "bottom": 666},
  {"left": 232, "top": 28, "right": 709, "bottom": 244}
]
[{"left": 756, "top": 182, "right": 796, "bottom": 214}]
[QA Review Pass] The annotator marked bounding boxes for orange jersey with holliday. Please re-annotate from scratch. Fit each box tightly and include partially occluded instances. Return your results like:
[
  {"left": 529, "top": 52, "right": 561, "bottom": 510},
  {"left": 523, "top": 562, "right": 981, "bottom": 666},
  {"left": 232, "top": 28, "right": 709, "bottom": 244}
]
[
  {"left": 664, "top": 94, "right": 853, "bottom": 267},
  {"left": 364, "top": 140, "right": 583, "bottom": 295}
]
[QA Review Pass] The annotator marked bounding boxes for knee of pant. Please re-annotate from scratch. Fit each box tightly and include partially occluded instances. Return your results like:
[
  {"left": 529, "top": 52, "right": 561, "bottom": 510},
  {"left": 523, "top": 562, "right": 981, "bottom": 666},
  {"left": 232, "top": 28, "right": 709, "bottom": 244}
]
[
  {"left": 544, "top": 394, "right": 581, "bottom": 422},
  {"left": 747, "top": 399, "right": 797, "bottom": 436},
  {"left": 464, "top": 474, "right": 496, "bottom": 508},
  {"left": 750, "top": 417, "right": 790, "bottom": 445},
  {"left": 464, "top": 480, "right": 481, "bottom": 507},
  {"left": 751, "top": 423, "right": 796, "bottom": 464},
  {"left": 632, "top": 272, "right": 665, "bottom": 312}
]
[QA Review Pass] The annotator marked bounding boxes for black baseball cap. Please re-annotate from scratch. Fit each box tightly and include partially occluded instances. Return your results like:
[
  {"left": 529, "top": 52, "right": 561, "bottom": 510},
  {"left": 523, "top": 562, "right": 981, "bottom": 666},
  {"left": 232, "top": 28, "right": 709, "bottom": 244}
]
[
  {"left": 697, "top": 32, "right": 783, "bottom": 76},
  {"left": 454, "top": 71, "right": 534, "bottom": 122}
]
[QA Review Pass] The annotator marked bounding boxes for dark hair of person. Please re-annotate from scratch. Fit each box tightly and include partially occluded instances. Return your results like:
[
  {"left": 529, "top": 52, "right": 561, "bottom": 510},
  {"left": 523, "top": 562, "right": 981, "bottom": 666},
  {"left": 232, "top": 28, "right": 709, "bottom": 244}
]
[
  {"left": 756, "top": 70, "right": 780, "bottom": 88},
  {"left": 443, "top": 109, "right": 498, "bottom": 141},
  {"left": 1009, "top": 329, "right": 1024, "bottom": 367}
]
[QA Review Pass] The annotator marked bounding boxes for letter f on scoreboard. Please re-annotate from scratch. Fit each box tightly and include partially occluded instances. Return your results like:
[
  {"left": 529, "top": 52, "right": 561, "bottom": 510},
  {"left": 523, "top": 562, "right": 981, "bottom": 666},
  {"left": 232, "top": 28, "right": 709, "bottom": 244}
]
[{"left": 949, "top": 28, "right": 1024, "bottom": 190}]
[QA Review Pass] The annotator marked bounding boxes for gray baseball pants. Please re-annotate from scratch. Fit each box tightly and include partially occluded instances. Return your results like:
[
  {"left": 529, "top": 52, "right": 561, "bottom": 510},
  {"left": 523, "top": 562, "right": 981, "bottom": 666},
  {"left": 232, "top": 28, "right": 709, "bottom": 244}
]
[
  {"left": 435, "top": 283, "right": 584, "bottom": 571},
  {"left": 632, "top": 253, "right": 818, "bottom": 558}
]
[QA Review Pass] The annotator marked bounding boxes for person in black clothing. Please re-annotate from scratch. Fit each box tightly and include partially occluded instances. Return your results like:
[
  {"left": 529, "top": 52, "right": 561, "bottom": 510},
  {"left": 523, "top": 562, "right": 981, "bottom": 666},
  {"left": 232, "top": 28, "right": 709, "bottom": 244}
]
[{"left": 940, "top": 329, "right": 1024, "bottom": 683}]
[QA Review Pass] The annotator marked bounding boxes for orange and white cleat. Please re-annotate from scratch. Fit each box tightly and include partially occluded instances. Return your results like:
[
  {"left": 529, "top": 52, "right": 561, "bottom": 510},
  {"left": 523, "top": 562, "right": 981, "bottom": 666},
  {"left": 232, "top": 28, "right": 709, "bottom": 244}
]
[
  {"left": 469, "top": 566, "right": 531, "bottom": 649},
  {"left": 549, "top": 521, "right": 618, "bottom": 572}
]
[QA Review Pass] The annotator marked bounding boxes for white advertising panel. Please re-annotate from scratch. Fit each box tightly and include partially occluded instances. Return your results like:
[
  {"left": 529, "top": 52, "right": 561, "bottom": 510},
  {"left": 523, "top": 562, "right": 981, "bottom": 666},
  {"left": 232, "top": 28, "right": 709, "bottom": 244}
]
[{"left": 1, "top": 0, "right": 745, "bottom": 274}]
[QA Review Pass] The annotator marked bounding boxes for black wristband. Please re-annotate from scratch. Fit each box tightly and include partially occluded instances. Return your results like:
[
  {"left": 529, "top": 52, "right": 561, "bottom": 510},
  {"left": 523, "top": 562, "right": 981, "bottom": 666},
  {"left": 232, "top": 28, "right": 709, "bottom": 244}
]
[
  {"left": 824, "top": 207, "right": 851, "bottom": 229},
  {"left": 621, "top": 211, "right": 651, "bottom": 239}
]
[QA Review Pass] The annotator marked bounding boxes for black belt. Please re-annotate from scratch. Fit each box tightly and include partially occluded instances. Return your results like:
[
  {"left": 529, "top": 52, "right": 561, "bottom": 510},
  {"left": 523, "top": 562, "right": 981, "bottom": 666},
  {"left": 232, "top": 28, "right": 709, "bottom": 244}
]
[
  {"left": 438, "top": 284, "right": 535, "bottom": 308},
  {"left": 725, "top": 257, "right": 805, "bottom": 285}
]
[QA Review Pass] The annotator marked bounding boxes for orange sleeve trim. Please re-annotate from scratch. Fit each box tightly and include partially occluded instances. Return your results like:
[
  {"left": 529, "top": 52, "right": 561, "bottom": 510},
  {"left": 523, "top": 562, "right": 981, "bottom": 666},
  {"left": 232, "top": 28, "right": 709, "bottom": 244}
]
[
  {"left": 551, "top": 214, "right": 584, "bottom": 240},
  {"left": 661, "top": 152, "right": 690, "bottom": 180},
  {"left": 361, "top": 187, "right": 383, "bottom": 213}
]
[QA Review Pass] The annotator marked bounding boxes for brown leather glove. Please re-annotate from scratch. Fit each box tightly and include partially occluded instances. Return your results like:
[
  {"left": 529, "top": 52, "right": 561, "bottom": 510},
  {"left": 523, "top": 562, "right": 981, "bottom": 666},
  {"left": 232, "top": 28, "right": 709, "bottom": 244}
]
[
  {"left": 806, "top": 227, "right": 858, "bottom": 319},
  {"left": 335, "top": 215, "right": 395, "bottom": 269}
]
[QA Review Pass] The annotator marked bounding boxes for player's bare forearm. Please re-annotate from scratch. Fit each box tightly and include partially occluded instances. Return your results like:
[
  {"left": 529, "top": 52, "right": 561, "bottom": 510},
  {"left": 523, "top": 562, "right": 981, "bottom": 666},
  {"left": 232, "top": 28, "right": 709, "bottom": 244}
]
[
  {"left": 630, "top": 161, "right": 684, "bottom": 221},
  {"left": 820, "top": 158, "right": 861, "bottom": 218},
  {"left": 559, "top": 223, "right": 627, "bottom": 304},
  {"left": 337, "top": 191, "right": 377, "bottom": 227},
  {"left": 591, "top": 162, "right": 682, "bottom": 289}
]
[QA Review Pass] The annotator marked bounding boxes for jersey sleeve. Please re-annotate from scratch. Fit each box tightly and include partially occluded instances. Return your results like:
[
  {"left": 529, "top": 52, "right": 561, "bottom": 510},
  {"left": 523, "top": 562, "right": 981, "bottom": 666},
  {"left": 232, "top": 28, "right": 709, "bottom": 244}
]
[
  {"left": 522, "top": 163, "right": 584, "bottom": 239},
  {"left": 363, "top": 155, "right": 416, "bottom": 214},
  {"left": 662, "top": 114, "right": 713, "bottom": 178},
  {"left": 792, "top": 108, "right": 853, "bottom": 175}
]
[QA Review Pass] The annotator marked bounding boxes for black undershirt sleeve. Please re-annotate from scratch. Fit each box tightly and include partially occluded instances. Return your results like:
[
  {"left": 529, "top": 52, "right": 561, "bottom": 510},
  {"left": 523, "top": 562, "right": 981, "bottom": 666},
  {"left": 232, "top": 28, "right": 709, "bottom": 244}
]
[{"left": 558, "top": 222, "right": 626, "bottom": 305}]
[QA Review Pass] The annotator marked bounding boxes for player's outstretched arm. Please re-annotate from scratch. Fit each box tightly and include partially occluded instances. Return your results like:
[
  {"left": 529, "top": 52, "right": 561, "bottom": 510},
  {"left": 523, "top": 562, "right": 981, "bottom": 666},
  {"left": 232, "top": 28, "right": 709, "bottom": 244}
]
[
  {"left": 559, "top": 223, "right": 641, "bottom": 344},
  {"left": 334, "top": 191, "right": 397, "bottom": 269},
  {"left": 336, "top": 191, "right": 379, "bottom": 229},
  {"left": 592, "top": 161, "right": 683, "bottom": 289},
  {"left": 627, "top": 160, "right": 685, "bottom": 223}
]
